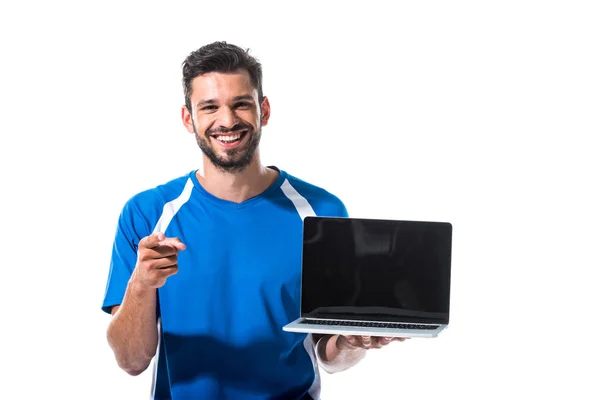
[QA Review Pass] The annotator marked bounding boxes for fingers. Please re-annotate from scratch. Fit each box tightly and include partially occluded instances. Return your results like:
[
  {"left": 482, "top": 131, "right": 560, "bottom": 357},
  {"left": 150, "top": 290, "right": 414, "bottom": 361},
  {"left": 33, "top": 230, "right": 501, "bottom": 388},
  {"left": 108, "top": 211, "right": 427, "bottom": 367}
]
[
  {"left": 143, "top": 265, "right": 179, "bottom": 288},
  {"left": 139, "top": 232, "right": 186, "bottom": 251},
  {"left": 144, "top": 246, "right": 180, "bottom": 260},
  {"left": 364, "top": 336, "right": 389, "bottom": 349},
  {"left": 151, "top": 255, "right": 179, "bottom": 269},
  {"left": 139, "top": 234, "right": 186, "bottom": 260},
  {"left": 138, "top": 255, "right": 179, "bottom": 272},
  {"left": 377, "top": 337, "right": 393, "bottom": 347},
  {"left": 139, "top": 232, "right": 165, "bottom": 249},
  {"left": 133, "top": 233, "right": 185, "bottom": 289},
  {"left": 133, "top": 259, "right": 179, "bottom": 289},
  {"left": 339, "top": 335, "right": 360, "bottom": 349},
  {"left": 361, "top": 336, "right": 373, "bottom": 347},
  {"left": 158, "top": 237, "right": 186, "bottom": 251},
  {"left": 342, "top": 335, "right": 408, "bottom": 350},
  {"left": 341, "top": 335, "right": 376, "bottom": 349}
]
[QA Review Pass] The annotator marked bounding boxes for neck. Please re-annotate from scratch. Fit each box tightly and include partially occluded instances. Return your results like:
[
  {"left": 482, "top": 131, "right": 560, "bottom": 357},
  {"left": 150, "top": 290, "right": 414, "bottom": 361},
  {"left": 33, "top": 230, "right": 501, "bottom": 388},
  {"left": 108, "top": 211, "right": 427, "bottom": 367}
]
[{"left": 196, "top": 152, "right": 279, "bottom": 203}]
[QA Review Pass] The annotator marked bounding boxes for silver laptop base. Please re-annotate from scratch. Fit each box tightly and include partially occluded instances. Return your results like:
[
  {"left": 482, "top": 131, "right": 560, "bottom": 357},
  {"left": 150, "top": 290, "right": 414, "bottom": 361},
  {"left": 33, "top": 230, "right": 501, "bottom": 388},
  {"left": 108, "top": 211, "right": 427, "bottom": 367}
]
[{"left": 283, "top": 317, "right": 446, "bottom": 338}]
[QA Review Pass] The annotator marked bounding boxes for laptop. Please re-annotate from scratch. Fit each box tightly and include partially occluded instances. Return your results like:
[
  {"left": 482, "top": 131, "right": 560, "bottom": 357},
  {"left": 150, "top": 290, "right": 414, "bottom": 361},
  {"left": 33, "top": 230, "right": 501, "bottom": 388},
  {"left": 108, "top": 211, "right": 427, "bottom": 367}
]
[{"left": 283, "top": 216, "right": 452, "bottom": 338}]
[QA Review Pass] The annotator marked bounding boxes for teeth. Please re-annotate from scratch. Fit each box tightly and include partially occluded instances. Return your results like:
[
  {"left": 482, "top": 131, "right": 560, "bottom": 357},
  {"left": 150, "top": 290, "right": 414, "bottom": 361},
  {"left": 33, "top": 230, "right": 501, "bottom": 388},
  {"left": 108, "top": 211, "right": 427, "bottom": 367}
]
[{"left": 216, "top": 134, "right": 242, "bottom": 143}]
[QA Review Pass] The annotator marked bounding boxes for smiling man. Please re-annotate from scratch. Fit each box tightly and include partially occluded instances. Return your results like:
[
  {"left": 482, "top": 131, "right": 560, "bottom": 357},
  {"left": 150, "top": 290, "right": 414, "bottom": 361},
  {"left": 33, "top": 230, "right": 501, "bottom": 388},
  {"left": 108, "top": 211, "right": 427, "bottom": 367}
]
[
  {"left": 102, "top": 41, "right": 404, "bottom": 400},
  {"left": 190, "top": 75, "right": 261, "bottom": 174}
]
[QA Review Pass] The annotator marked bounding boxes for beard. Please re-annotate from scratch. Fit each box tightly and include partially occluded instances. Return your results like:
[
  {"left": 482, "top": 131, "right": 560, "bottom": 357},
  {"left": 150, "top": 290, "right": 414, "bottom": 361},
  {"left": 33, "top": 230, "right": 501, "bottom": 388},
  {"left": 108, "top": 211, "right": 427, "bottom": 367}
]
[{"left": 193, "top": 121, "right": 261, "bottom": 174}]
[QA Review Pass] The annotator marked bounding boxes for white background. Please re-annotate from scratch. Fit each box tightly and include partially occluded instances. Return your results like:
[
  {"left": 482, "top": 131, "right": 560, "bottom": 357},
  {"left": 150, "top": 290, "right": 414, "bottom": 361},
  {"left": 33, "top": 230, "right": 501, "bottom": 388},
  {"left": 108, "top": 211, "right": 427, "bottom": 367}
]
[{"left": 1, "top": 1, "right": 599, "bottom": 399}]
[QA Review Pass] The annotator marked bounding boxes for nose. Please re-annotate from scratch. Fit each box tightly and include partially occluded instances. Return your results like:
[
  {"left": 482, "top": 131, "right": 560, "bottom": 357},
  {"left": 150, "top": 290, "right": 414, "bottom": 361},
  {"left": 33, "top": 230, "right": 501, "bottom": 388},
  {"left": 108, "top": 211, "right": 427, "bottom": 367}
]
[{"left": 215, "top": 106, "right": 239, "bottom": 130}]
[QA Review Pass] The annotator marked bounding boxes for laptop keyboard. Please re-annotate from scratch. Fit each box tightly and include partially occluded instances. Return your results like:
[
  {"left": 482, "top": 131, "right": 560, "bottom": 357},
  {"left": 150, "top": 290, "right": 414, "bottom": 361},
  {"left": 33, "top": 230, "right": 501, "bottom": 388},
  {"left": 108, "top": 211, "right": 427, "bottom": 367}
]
[{"left": 300, "top": 319, "right": 438, "bottom": 330}]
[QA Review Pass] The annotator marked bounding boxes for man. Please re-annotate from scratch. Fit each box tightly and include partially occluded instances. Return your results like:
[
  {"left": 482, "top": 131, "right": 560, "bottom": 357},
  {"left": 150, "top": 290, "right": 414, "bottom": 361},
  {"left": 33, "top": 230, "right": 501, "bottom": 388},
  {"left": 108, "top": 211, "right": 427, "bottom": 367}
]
[{"left": 102, "top": 41, "right": 404, "bottom": 400}]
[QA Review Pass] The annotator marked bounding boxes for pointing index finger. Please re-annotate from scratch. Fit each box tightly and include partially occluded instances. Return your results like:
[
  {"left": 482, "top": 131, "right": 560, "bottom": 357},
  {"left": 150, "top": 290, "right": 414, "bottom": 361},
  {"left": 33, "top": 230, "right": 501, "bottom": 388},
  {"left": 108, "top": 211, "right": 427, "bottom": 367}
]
[
  {"left": 158, "top": 237, "right": 186, "bottom": 251},
  {"left": 139, "top": 232, "right": 165, "bottom": 249}
]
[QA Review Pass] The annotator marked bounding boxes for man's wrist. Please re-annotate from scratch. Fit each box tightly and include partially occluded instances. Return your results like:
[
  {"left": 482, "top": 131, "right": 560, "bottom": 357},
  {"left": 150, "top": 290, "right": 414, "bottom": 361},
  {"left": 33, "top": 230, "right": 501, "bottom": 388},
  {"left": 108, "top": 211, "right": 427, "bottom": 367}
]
[{"left": 128, "top": 274, "right": 154, "bottom": 299}]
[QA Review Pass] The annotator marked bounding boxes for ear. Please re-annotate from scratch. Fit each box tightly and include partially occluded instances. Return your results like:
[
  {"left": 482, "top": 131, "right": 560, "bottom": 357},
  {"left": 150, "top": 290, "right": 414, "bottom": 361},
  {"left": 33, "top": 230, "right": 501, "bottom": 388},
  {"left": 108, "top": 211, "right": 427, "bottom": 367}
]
[
  {"left": 181, "top": 105, "right": 196, "bottom": 134},
  {"left": 260, "top": 96, "right": 271, "bottom": 127}
]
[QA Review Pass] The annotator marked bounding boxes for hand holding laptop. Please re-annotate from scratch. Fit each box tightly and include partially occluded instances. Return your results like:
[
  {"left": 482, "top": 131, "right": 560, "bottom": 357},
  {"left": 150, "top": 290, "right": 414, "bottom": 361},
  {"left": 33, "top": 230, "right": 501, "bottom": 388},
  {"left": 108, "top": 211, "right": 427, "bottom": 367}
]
[
  {"left": 317, "top": 334, "right": 409, "bottom": 368},
  {"left": 338, "top": 335, "right": 408, "bottom": 350}
]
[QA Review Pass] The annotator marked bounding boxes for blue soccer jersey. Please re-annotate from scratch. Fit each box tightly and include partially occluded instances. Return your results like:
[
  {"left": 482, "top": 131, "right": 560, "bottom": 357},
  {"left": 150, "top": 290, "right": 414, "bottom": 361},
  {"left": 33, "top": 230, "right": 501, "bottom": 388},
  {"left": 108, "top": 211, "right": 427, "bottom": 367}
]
[{"left": 102, "top": 167, "right": 348, "bottom": 400}]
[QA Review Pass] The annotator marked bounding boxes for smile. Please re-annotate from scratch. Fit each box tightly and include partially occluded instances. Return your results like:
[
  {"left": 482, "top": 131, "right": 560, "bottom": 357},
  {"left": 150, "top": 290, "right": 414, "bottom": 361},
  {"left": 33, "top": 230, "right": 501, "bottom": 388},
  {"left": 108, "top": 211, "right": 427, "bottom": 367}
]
[{"left": 211, "top": 130, "right": 248, "bottom": 146}]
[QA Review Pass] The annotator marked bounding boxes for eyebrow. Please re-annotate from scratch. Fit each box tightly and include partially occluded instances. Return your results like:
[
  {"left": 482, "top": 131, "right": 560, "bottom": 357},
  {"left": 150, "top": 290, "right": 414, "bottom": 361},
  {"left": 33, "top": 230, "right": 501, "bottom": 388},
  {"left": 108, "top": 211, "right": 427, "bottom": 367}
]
[
  {"left": 195, "top": 95, "right": 255, "bottom": 109},
  {"left": 232, "top": 95, "right": 254, "bottom": 102}
]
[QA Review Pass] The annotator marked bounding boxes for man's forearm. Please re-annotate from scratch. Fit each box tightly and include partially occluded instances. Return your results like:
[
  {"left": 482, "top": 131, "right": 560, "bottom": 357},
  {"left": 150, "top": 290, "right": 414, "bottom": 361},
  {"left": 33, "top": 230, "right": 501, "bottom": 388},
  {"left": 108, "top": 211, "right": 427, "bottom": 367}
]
[
  {"left": 106, "top": 279, "right": 158, "bottom": 375},
  {"left": 316, "top": 334, "right": 366, "bottom": 373}
]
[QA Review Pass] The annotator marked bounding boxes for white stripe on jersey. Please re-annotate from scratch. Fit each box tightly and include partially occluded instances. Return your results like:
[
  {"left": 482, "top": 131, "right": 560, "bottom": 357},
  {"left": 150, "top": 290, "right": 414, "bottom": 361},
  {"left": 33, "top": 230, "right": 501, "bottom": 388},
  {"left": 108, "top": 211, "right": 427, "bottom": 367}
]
[
  {"left": 152, "top": 178, "right": 194, "bottom": 234},
  {"left": 280, "top": 178, "right": 317, "bottom": 220}
]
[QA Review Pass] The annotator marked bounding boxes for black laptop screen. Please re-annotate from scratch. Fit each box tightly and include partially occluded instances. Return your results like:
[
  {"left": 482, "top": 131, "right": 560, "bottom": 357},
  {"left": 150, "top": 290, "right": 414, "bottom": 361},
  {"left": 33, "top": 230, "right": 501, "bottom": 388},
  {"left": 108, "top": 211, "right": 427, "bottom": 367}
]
[{"left": 300, "top": 217, "right": 452, "bottom": 324}]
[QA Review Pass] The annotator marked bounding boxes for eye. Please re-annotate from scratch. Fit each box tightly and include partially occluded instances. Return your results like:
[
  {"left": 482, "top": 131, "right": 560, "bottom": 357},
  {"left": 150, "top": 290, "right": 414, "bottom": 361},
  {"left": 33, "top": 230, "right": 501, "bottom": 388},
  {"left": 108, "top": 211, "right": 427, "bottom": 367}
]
[
  {"left": 201, "top": 105, "right": 218, "bottom": 111},
  {"left": 234, "top": 101, "right": 252, "bottom": 109}
]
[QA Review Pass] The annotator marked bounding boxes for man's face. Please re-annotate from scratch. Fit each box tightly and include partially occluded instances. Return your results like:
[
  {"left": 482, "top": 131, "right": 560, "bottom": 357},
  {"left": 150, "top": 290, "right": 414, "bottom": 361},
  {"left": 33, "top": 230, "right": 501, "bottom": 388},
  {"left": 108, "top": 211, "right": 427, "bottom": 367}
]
[{"left": 182, "top": 70, "right": 270, "bottom": 173}]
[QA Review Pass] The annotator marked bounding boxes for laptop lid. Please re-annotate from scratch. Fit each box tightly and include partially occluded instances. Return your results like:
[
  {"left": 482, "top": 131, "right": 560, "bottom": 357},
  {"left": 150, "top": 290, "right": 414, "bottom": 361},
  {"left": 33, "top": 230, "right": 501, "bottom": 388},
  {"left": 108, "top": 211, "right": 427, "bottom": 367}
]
[{"left": 300, "top": 216, "right": 452, "bottom": 325}]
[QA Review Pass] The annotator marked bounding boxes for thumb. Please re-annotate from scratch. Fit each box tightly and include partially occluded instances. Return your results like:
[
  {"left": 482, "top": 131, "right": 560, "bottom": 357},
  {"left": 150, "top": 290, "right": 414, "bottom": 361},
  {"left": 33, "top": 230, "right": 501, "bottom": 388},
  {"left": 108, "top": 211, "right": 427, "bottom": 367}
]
[{"left": 139, "top": 232, "right": 165, "bottom": 249}]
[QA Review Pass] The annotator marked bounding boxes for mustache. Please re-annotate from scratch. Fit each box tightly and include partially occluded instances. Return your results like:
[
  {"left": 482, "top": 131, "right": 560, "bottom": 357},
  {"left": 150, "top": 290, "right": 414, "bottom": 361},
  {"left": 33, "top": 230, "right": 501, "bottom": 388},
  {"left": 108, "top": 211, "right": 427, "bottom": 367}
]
[{"left": 207, "top": 123, "right": 252, "bottom": 136}]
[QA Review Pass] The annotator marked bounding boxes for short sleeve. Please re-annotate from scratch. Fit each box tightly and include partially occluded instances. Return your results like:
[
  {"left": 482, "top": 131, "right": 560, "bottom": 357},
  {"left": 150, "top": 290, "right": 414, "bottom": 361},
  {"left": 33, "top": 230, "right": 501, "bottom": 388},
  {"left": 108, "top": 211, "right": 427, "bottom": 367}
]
[
  {"left": 101, "top": 199, "right": 152, "bottom": 314},
  {"left": 336, "top": 199, "right": 349, "bottom": 218},
  {"left": 316, "top": 193, "right": 349, "bottom": 218}
]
